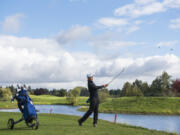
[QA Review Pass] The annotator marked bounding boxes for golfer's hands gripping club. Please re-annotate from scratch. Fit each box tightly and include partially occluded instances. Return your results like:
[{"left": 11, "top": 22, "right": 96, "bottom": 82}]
[{"left": 104, "top": 84, "right": 108, "bottom": 87}]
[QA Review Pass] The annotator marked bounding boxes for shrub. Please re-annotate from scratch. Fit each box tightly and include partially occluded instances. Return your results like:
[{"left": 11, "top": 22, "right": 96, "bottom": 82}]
[{"left": 0, "top": 88, "right": 12, "bottom": 101}]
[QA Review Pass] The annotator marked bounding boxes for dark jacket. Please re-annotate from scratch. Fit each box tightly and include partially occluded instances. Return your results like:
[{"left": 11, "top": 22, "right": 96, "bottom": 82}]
[{"left": 88, "top": 80, "right": 104, "bottom": 99}]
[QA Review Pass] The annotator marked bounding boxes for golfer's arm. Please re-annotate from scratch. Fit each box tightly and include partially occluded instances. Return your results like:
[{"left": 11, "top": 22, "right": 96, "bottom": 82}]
[{"left": 91, "top": 83, "right": 104, "bottom": 90}]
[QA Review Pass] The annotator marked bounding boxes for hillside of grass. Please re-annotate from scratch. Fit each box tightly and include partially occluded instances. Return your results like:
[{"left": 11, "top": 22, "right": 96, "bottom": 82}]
[
  {"left": 0, "top": 112, "right": 177, "bottom": 135},
  {"left": 79, "top": 97, "right": 180, "bottom": 115}
]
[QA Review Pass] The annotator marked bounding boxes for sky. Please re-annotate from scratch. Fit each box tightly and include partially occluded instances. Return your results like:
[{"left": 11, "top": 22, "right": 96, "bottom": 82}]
[{"left": 0, "top": 0, "right": 180, "bottom": 89}]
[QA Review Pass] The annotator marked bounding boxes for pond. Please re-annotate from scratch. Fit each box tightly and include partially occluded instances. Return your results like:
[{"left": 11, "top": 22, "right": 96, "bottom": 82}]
[{"left": 0, "top": 105, "right": 180, "bottom": 134}]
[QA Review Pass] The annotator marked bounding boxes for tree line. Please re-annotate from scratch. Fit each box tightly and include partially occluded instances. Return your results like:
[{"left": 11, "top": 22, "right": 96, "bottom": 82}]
[{"left": 1, "top": 71, "right": 180, "bottom": 102}]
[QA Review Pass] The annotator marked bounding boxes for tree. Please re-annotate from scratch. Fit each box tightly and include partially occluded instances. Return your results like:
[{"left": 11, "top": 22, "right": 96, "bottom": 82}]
[
  {"left": 141, "top": 82, "right": 150, "bottom": 96},
  {"left": 133, "top": 79, "right": 143, "bottom": 90},
  {"left": 121, "top": 82, "right": 132, "bottom": 96},
  {"left": 59, "top": 89, "right": 67, "bottom": 97},
  {"left": 171, "top": 79, "right": 180, "bottom": 96},
  {"left": 131, "top": 84, "right": 144, "bottom": 96},
  {"left": 109, "top": 89, "right": 121, "bottom": 97},
  {"left": 0, "top": 88, "right": 12, "bottom": 101},
  {"left": 150, "top": 71, "right": 171, "bottom": 96},
  {"left": 80, "top": 87, "right": 89, "bottom": 96},
  {"left": 66, "top": 87, "right": 81, "bottom": 105},
  {"left": 150, "top": 77, "right": 162, "bottom": 96},
  {"left": 160, "top": 71, "right": 171, "bottom": 96},
  {"left": 34, "top": 88, "right": 49, "bottom": 95}
]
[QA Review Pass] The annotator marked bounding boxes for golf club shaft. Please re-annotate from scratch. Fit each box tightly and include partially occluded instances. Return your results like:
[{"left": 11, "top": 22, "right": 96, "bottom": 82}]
[{"left": 108, "top": 68, "right": 125, "bottom": 85}]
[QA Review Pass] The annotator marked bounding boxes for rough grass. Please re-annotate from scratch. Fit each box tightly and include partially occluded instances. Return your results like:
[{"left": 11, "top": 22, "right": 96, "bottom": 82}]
[
  {"left": 79, "top": 97, "right": 180, "bottom": 115},
  {"left": 0, "top": 112, "right": 177, "bottom": 135}
]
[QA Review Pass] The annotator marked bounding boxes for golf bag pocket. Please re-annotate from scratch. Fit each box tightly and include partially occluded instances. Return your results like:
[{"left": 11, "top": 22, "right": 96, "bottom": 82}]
[{"left": 24, "top": 100, "right": 37, "bottom": 122}]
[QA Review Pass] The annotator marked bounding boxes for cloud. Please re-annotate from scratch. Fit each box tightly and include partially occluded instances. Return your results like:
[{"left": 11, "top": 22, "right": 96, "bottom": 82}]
[
  {"left": 126, "top": 25, "right": 140, "bottom": 34},
  {"left": 89, "top": 40, "right": 138, "bottom": 49},
  {"left": 163, "top": 0, "right": 180, "bottom": 8},
  {"left": 0, "top": 35, "right": 180, "bottom": 89},
  {"left": 95, "top": 54, "right": 180, "bottom": 79},
  {"left": 134, "top": 0, "right": 156, "bottom": 5},
  {"left": 157, "top": 41, "right": 179, "bottom": 47},
  {"left": 169, "top": 18, "right": 180, "bottom": 29},
  {"left": 0, "top": 35, "right": 99, "bottom": 85},
  {"left": 1, "top": 13, "right": 25, "bottom": 33},
  {"left": 97, "top": 17, "right": 128, "bottom": 28},
  {"left": 114, "top": 1, "right": 165, "bottom": 18},
  {"left": 114, "top": 0, "right": 180, "bottom": 18},
  {"left": 56, "top": 25, "right": 91, "bottom": 45}
]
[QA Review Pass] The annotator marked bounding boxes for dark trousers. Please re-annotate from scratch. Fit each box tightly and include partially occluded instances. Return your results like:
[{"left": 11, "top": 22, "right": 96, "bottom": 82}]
[{"left": 79, "top": 98, "right": 99, "bottom": 124}]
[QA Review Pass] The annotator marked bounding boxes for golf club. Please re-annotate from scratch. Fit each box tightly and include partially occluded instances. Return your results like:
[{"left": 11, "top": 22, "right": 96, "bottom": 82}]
[{"left": 107, "top": 68, "right": 125, "bottom": 85}]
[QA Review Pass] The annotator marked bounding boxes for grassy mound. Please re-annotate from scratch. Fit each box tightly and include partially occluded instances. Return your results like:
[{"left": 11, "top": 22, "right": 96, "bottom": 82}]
[{"left": 79, "top": 97, "right": 180, "bottom": 115}]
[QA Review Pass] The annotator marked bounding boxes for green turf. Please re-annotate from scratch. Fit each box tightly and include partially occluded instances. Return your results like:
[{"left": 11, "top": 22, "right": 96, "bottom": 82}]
[
  {"left": 0, "top": 100, "right": 17, "bottom": 109},
  {"left": 79, "top": 97, "right": 180, "bottom": 115},
  {"left": 30, "top": 95, "right": 88, "bottom": 106},
  {"left": 1, "top": 96, "right": 180, "bottom": 115},
  {"left": 0, "top": 95, "right": 88, "bottom": 109},
  {"left": 0, "top": 112, "right": 177, "bottom": 135}
]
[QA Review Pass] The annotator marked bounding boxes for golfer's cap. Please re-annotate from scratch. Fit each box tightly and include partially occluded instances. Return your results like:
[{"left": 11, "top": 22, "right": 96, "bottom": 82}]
[{"left": 87, "top": 73, "right": 94, "bottom": 78}]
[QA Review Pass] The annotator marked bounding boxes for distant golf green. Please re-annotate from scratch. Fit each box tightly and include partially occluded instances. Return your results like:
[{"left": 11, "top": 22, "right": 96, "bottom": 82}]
[
  {"left": 30, "top": 95, "right": 88, "bottom": 106},
  {"left": 0, "top": 95, "right": 88, "bottom": 109},
  {"left": 0, "top": 112, "right": 176, "bottom": 135}
]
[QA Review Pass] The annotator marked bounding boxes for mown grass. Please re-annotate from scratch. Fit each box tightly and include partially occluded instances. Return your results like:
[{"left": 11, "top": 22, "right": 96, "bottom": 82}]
[
  {"left": 79, "top": 97, "right": 180, "bottom": 115},
  {"left": 0, "top": 100, "right": 17, "bottom": 109},
  {"left": 0, "top": 112, "right": 177, "bottom": 135},
  {"left": 0, "top": 95, "right": 88, "bottom": 109},
  {"left": 30, "top": 95, "right": 88, "bottom": 105}
]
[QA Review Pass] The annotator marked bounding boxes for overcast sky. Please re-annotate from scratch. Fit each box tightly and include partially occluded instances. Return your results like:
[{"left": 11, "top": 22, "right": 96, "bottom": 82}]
[{"left": 0, "top": 0, "right": 180, "bottom": 89}]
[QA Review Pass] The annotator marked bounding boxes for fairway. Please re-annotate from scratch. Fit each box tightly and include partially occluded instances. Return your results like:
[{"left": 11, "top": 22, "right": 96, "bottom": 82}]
[
  {"left": 0, "top": 112, "right": 177, "bottom": 135},
  {"left": 0, "top": 95, "right": 88, "bottom": 109}
]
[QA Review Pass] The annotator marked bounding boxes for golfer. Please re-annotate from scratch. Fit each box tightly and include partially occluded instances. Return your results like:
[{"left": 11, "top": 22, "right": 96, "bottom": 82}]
[{"left": 78, "top": 74, "right": 108, "bottom": 127}]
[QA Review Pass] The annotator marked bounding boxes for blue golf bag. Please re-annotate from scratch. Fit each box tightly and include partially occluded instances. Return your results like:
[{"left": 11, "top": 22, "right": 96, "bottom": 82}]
[
  {"left": 8, "top": 89, "right": 39, "bottom": 130},
  {"left": 16, "top": 90, "right": 37, "bottom": 122}
]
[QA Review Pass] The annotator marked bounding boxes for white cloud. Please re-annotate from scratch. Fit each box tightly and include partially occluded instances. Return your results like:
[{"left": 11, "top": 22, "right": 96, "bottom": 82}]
[
  {"left": 134, "top": 20, "right": 144, "bottom": 25},
  {"left": 89, "top": 40, "right": 138, "bottom": 49},
  {"left": 0, "top": 35, "right": 99, "bottom": 85},
  {"left": 114, "top": 0, "right": 180, "bottom": 18},
  {"left": 157, "top": 40, "right": 179, "bottom": 47},
  {"left": 95, "top": 54, "right": 180, "bottom": 79},
  {"left": 163, "top": 0, "right": 180, "bottom": 8},
  {"left": 114, "top": 2, "right": 165, "bottom": 18},
  {"left": 126, "top": 25, "right": 140, "bottom": 34},
  {"left": 97, "top": 17, "right": 128, "bottom": 27},
  {"left": 1, "top": 14, "right": 25, "bottom": 33},
  {"left": 134, "top": 0, "right": 156, "bottom": 5},
  {"left": 0, "top": 35, "right": 180, "bottom": 89},
  {"left": 56, "top": 25, "right": 91, "bottom": 44},
  {"left": 169, "top": 18, "right": 180, "bottom": 29}
]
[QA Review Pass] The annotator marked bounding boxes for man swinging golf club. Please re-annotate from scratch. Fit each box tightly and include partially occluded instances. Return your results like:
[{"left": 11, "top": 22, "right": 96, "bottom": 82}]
[{"left": 78, "top": 73, "right": 108, "bottom": 127}]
